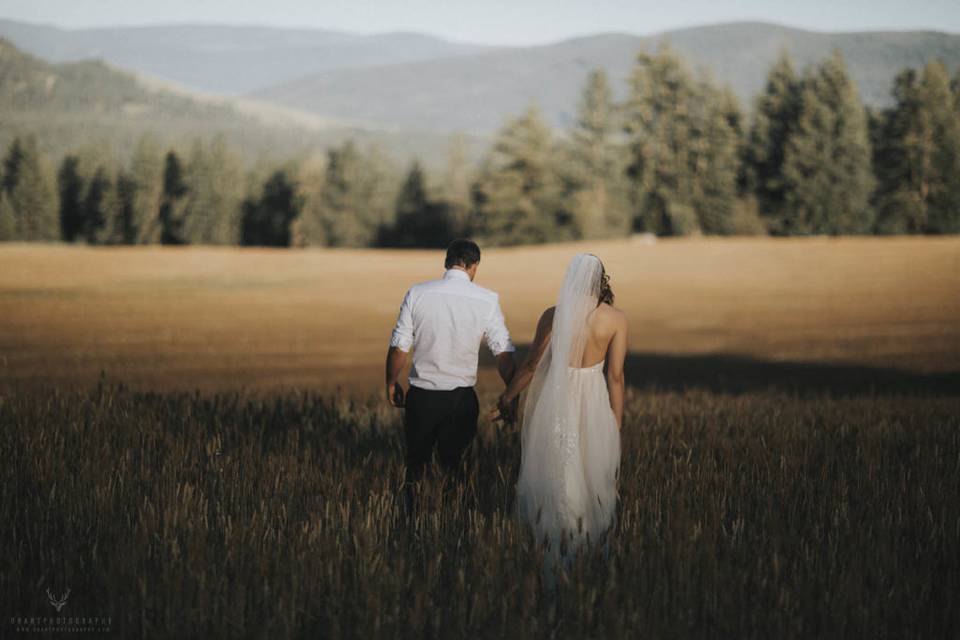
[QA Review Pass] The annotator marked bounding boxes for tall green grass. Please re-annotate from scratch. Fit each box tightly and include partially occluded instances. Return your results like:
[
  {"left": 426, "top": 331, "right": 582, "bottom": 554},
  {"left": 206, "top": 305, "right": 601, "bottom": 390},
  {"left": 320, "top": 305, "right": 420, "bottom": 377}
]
[{"left": 2, "top": 382, "right": 958, "bottom": 638}]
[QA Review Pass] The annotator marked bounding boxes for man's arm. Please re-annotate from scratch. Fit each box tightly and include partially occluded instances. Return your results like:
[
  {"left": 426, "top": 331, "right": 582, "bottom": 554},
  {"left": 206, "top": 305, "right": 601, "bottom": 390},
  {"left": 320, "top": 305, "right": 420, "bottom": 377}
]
[
  {"left": 485, "top": 295, "right": 516, "bottom": 386},
  {"left": 386, "top": 290, "right": 414, "bottom": 407},
  {"left": 385, "top": 346, "right": 408, "bottom": 407},
  {"left": 495, "top": 352, "right": 516, "bottom": 386}
]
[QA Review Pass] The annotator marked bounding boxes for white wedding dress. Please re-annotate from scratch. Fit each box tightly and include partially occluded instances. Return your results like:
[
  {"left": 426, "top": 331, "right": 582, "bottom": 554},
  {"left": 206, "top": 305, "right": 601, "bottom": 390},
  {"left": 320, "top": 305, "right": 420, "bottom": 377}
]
[{"left": 514, "top": 253, "right": 621, "bottom": 571}]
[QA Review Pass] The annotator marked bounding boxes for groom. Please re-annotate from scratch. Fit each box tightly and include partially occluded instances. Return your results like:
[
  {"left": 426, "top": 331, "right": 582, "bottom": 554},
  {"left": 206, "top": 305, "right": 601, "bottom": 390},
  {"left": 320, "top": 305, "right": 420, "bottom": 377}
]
[{"left": 385, "top": 239, "right": 516, "bottom": 508}]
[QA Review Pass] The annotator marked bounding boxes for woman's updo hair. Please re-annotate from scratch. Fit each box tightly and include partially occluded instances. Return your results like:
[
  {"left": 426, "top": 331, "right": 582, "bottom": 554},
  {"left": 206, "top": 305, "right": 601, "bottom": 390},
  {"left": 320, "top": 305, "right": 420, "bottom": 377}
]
[
  {"left": 598, "top": 266, "right": 614, "bottom": 306},
  {"left": 587, "top": 253, "right": 615, "bottom": 306}
]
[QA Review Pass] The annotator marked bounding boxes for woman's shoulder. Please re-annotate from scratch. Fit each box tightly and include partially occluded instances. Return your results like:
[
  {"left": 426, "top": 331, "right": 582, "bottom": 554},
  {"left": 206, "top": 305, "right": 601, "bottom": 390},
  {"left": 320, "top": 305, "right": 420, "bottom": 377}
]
[
  {"left": 598, "top": 301, "right": 624, "bottom": 314},
  {"left": 598, "top": 302, "right": 627, "bottom": 323}
]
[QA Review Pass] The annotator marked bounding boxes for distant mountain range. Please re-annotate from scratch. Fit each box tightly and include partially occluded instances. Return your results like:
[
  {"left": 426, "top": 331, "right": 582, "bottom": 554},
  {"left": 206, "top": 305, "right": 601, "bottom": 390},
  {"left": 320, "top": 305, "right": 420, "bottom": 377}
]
[
  {"left": 0, "top": 37, "right": 484, "bottom": 167},
  {"left": 249, "top": 23, "right": 960, "bottom": 133},
  {"left": 2, "top": 18, "right": 959, "bottom": 138},
  {"left": 0, "top": 19, "right": 491, "bottom": 95}
]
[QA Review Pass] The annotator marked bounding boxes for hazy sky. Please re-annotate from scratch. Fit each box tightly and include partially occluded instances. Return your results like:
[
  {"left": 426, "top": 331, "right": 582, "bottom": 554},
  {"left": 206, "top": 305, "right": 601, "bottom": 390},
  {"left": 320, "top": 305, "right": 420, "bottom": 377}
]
[{"left": 2, "top": 0, "right": 958, "bottom": 45}]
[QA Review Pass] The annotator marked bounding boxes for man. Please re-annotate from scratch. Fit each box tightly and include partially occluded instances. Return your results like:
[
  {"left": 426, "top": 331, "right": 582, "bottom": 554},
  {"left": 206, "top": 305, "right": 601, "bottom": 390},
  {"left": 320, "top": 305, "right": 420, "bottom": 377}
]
[{"left": 385, "top": 239, "right": 516, "bottom": 509}]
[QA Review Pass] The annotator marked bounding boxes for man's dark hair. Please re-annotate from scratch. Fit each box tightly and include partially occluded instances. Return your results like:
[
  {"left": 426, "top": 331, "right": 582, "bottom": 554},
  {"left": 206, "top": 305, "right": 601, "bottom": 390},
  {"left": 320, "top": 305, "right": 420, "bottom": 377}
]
[{"left": 445, "top": 239, "right": 481, "bottom": 269}]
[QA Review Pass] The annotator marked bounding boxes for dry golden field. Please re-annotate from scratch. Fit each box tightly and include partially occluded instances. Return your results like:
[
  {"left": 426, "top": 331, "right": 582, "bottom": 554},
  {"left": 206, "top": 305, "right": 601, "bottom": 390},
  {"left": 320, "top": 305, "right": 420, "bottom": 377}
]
[
  {"left": 1, "top": 236, "right": 958, "bottom": 395},
  {"left": 3, "top": 237, "right": 960, "bottom": 638}
]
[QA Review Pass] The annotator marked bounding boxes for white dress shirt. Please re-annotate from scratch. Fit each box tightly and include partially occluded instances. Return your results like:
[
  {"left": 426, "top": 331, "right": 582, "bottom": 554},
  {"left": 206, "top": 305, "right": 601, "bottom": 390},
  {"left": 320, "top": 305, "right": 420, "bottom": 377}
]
[{"left": 390, "top": 268, "right": 515, "bottom": 391}]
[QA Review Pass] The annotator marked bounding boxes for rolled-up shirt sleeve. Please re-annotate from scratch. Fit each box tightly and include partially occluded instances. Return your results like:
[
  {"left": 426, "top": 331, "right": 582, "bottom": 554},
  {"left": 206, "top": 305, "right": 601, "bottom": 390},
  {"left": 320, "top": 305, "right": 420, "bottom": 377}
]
[
  {"left": 484, "top": 295, "right": 515, "bottom": 355},
  {"left": 389, "top": 289, "right": 414, "bottom": 352}
]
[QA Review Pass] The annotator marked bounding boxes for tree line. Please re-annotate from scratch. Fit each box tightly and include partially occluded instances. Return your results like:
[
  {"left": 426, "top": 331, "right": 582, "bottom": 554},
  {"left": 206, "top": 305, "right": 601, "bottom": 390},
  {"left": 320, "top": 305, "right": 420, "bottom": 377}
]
[{"left": 2, "top": 46, "right": 958, "bottom": 247}]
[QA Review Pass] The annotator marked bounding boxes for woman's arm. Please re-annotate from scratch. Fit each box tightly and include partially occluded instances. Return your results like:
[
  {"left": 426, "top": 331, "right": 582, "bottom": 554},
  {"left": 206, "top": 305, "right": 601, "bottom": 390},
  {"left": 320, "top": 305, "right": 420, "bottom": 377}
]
[
  {"left": 493, "top": 307, "right": 554, "bottom": 422},
  {"left": 606, "top": 311, "right": 628, "bottom": 429}
]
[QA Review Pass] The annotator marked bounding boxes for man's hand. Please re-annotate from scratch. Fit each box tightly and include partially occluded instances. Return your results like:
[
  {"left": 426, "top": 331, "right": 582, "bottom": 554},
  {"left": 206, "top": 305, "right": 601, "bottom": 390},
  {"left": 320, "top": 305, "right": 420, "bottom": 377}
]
[
  {"left": 385, "top": 346, "right": 409, "bottom": 408},
  {"left": 489, "top": 393, "right": 518, "bottom": 425},
  {"left": 386, "top": 382, "right": 405, "bottom": 408}
]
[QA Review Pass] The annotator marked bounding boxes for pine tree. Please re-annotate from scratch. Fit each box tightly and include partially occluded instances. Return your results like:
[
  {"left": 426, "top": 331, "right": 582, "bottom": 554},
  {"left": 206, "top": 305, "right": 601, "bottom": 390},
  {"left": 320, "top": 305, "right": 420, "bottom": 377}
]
[
  {"left": 181, "top": 140, "right": 211, "bottom": 244},
  {"left": 177, "top": 136, "right": 244, "bottom": 245},
  {"left": 57, "top": 143, "right": 124, "bottom": 244},
  {"left": 314, "top": 141, "right": 396, "bottom": 247},
  {"left": 562, "top": 69, "right": 630, "bottom": 239},
  {"left": 623, "top": 46, "right": 739, "bottom": 235},
  {"left": 206, "top": 135, "right": 244, "bottom": 244},
  {"left": 873, "top": 69, "right": 926, "bottom": 233},
  {"left": 361, "top": 144, "right": 401, "bottom": 242},
  {"left": 110, "top": 169, "right": 138, "bottom": 244},
  {"left": 719, "top": 86, "right": 746, "bottom": 143},
  {"left": 744, "top": 51, "right": 802, "bottom": 223},
  {"left": 130, "top": 135, "right": 164, "bottom": 244},
  {"left": 471, "top": 105, "right": 563, "bottom": 245},
  {"left": 81, "top": 166, "right": 112, "bottom": 243},
  {"left": 922, "top": 62, "right": 960, "bottom": 233},
  {"left": 690, "top": 80, "right": 741, "bottom": 234},
  {"left": 240, "top": 169, "right": 302, "bottom": 247},
  {"left": 952, "top": 68, "right": 960, "bottom": 110},
  {"left": 159, "top": 151, "right": 189, "bottom": 245},
  {"left": 624, "top": 46, "right": 704, "bottom": 235},
  {"left": 2, "top": 135, "right": 58, "bottom": 241},
  {"left": 0, "top": 192, "right": 16, "bottom": 241},
  {"left": 388, "top": 161, "right": 454, "bottom": 247},
  {"left": 2, "top": 138, "right": 24, "bottom": 196},
  {"left": 290, "top": 153, "right": 327, "bottom": 247},
  {"left": 317, "top": 141, "right": 366, "bottom": 247},
  {"left": 390, "top": 161, "right": 428, "bottom": 246},
  {"left": 781, "top": 51, "right": 874, "bottom": 234},
  {"left": 57, "top": 155, "right": 86, "bottom": 242},
  {"left": 716, "top": 87, "right": 745, "bottom": 191}
]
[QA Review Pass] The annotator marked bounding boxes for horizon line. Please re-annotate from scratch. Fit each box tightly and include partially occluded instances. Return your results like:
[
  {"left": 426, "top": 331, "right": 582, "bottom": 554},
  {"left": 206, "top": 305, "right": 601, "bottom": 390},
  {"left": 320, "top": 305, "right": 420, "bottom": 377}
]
[{"left": 0, "top": 16, "right": 957, "bottom": 49}]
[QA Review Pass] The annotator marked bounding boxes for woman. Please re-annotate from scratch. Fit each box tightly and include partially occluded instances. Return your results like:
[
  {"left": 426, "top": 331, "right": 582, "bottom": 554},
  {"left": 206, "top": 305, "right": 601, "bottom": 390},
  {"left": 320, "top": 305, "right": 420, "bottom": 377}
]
[{"left": 494, "top": 252, "right": 627, "bottom": 572}]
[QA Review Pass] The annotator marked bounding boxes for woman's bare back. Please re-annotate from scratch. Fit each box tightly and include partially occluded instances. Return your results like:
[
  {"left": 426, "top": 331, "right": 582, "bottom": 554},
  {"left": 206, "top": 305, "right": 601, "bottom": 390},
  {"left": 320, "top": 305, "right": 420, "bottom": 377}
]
[
  {"left": 534, "top": 303, "right": 626, "bottom": 368},
  {"left": 579, "top": 303, "right": 625, "bottom": 368}
]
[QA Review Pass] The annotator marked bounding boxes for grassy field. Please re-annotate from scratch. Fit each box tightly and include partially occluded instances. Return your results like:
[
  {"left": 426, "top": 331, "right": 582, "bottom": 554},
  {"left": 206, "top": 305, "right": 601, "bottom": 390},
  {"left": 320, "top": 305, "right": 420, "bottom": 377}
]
[
  {"left": 2, "top": 383, "right": 958, "bottom": 637},
  {"left": 1, "top": 236, "right": 958, "bottom": 395},
  {"left": 1, "top": 237, "right": 959, "bottom": 637}
]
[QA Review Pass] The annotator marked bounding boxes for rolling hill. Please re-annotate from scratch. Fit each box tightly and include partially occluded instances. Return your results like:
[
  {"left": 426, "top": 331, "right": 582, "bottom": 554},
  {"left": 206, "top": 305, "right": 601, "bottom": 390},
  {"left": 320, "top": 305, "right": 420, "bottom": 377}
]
[
  {"left": 249, "top": 22, "right": 960, "bottom": 133},
  {"left": 2, "top": 18, "right": 958, "bottom": 154},
  {"left": 0, "top": 19, "right": 493, "bottom": 95},
  {"left": 0, "top": 38, "right": 486, "bottom": 168}
]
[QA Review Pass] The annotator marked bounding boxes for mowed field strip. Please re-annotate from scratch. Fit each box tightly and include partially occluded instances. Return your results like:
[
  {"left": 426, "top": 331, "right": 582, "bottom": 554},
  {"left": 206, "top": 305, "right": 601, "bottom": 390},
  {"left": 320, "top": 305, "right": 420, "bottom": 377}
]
[{"left": 1, "top": 236, "right": 958, "bottom": 395}]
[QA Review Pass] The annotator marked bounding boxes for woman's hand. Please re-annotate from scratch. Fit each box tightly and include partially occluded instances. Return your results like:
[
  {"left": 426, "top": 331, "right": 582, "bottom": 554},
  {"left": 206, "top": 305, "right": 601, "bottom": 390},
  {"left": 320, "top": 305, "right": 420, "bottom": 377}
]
[{"left": 489, "top": 393, "right": 518, "bottom": 425}]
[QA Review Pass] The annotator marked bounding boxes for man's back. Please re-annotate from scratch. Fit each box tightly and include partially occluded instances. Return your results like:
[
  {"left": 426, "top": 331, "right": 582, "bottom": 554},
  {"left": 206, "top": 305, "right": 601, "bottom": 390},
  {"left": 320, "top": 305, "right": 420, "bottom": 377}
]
[
  {"left": 386, "top": 240, "right": 516, "bottom": 516},
  {"left": 390, "top": 268, "right": 514, "bottom": 390}
]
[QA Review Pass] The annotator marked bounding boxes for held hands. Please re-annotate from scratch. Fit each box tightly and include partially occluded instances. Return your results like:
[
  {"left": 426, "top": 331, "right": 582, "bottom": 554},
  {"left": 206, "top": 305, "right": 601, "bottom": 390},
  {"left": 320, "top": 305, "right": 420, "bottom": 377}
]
[{"left": 488, "top": 393, "right": 519, "bottom": 426}]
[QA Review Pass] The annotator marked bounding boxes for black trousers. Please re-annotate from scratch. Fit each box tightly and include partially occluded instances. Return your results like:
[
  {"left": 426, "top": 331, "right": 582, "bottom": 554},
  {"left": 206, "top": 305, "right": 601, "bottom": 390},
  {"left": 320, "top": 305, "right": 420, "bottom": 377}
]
[{"left": 403, "top": 384, "right": 479, "bottom": 488}]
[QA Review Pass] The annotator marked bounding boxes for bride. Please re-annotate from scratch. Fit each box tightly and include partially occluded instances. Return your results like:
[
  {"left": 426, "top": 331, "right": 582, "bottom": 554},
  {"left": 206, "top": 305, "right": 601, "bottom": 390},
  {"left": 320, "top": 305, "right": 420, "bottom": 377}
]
[{"left": 494, "top": 252, "right": 627, "bottom": 571}]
